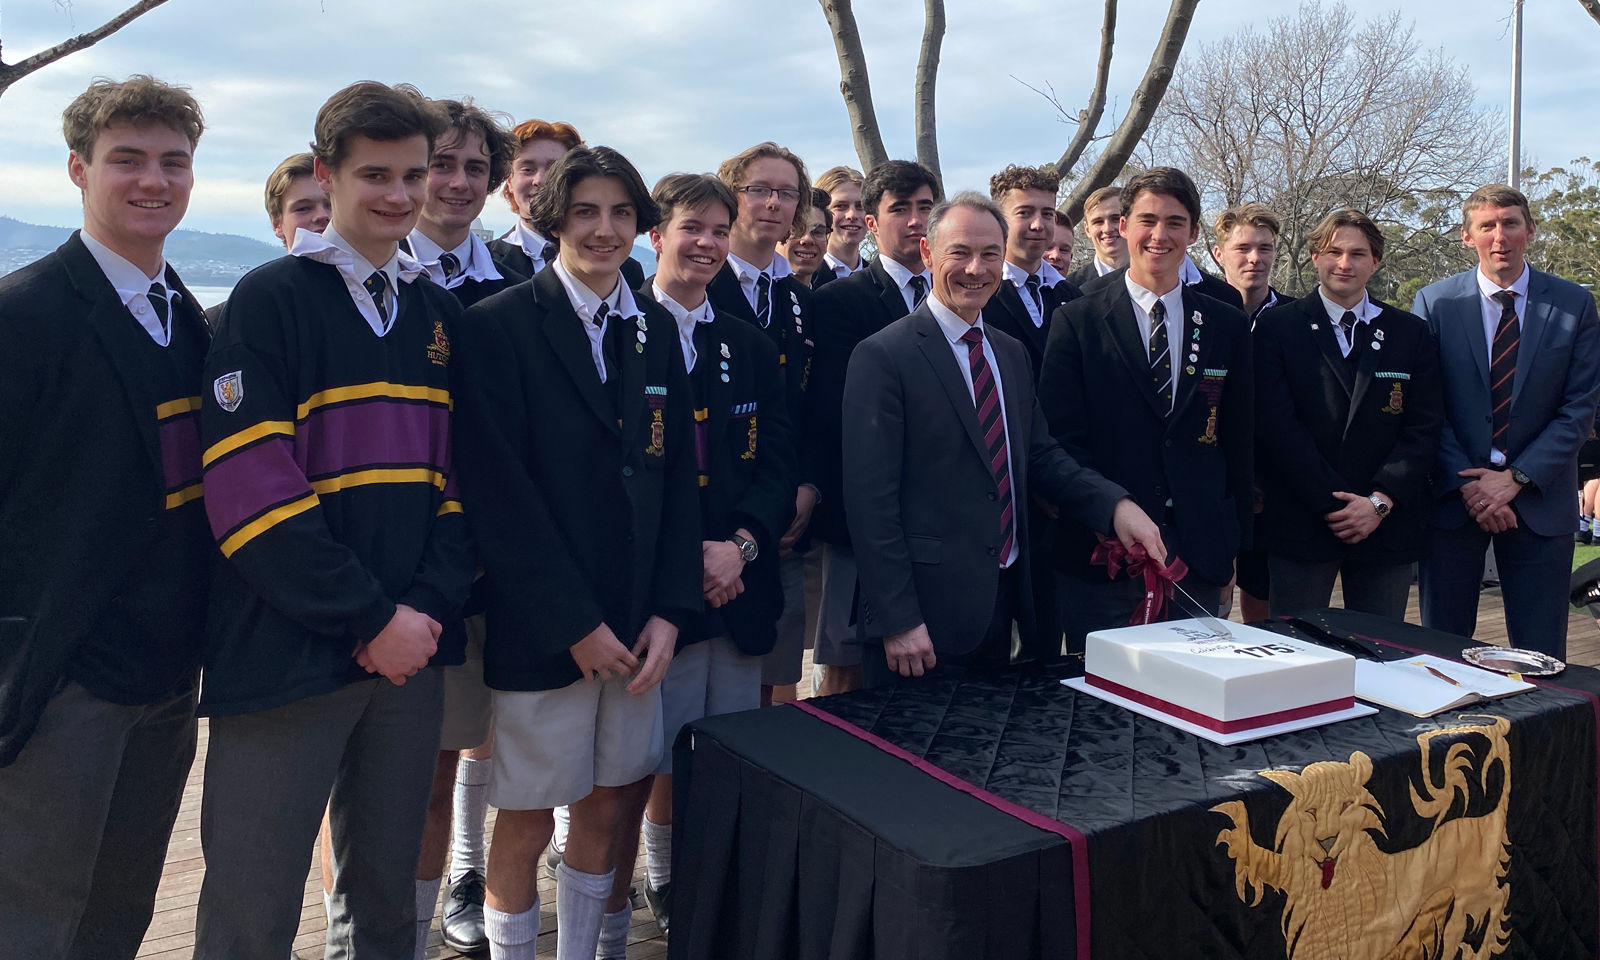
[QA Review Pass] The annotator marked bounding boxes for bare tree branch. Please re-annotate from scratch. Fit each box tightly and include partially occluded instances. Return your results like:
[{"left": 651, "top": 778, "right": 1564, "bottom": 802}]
[
  {"left": 818, "top": 0, "right": 889, "bottom": 173},
  {"left": 0, "top": 0, "right": 172, "bottom": 99},
  {"left": 1057, "top": 0, "right": 1117, "bottom": 174},
  {"left": 1061, "top": 0, "right": 1200, "bottom": 224},
  {"left": 913, "top": 0, "right": 945, "bottom": 181},
  {"left": 1580, "top": 0, "right": 1600, "bottom": 29}
]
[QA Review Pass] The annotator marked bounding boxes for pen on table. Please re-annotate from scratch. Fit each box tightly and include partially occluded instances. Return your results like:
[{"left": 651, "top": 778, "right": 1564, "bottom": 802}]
[{"left": 1423, "top": 664, "right": 1462, "bottom": 687}]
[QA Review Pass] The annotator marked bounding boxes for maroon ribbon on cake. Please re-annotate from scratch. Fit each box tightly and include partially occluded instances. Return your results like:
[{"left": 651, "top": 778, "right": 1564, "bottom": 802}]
[{"left": 1090, "top": 540, "right": 1189, "bottom": 624}]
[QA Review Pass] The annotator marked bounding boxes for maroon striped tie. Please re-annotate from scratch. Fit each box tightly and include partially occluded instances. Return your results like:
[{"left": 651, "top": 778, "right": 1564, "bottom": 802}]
[
  {"left": 961, "top": 327, "right": 1014, "bottom": 565},
  {"left": 1490, "top": 291, "right": 1519, "bottom": 452}
]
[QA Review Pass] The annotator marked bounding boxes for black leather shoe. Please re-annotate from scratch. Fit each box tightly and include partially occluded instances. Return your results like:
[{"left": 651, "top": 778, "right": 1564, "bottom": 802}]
[
  {"left": 644, "top": 881, "right": 671, "bottom": 936},
  {"left": 442, "top": 870, "right": 489, "bottom": 954}
]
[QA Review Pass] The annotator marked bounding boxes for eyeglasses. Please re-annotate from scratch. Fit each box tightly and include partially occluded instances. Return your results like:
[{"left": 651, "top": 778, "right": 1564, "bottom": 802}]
[{"left": 739, "top": 184, "right": 802, "bottom": 203}]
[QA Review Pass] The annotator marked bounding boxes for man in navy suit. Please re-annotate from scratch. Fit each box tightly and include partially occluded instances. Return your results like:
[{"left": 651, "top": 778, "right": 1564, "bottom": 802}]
[
  {"left": 843, "top": 193, "right": 1163, "bottom": 685},
  {"left": 1412, "top": 184, "right": 1600, "bottom": 658}
]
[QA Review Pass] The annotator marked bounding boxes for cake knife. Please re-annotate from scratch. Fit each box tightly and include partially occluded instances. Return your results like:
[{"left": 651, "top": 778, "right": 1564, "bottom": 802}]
[{"left": 1167, "top": 580, "right": 1233, "bottom": 640}]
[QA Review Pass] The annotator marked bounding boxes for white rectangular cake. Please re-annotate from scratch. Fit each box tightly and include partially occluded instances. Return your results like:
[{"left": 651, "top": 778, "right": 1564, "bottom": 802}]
[{"left": 1082, "top": 620, "right": 1357, "bottom": 734}]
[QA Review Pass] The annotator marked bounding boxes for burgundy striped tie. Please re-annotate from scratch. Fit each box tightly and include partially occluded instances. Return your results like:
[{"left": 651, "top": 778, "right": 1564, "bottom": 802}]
[
  {"left": 961, "top": 327, "right": 1014, "bottom": 565},
  {"left": 1490, "top": 291, "right": 1519, "bottom": 452}
]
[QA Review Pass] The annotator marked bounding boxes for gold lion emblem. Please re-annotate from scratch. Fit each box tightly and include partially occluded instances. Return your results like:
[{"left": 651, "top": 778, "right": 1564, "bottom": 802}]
[{"left": 1214, "top": 716, "right": 1511, "bottom": 960}]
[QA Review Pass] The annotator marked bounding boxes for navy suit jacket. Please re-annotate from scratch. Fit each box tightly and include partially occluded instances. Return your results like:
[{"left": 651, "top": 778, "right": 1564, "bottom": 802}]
[
  {"left": 1411, "top": 267, "right": 1600, "bottom": 537},
  {"left": 843, "top": 307, "right": 1125, "bottom": 654}
]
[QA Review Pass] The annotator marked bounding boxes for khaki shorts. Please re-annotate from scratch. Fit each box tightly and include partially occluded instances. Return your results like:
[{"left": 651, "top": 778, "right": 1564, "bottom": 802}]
[
  {"left": 657, "top": 637, "right": 760, "bottom": 775},
  {"left": 489, "top": 674, "right": 663, "bottom": 811},
  {"left": 439, "top": 616, "right": 492, "bottom": 752}
]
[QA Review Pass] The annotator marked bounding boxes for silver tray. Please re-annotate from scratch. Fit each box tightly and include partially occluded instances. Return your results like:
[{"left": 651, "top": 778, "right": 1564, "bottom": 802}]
[{"left": 1460, "top": 646, "right": 1565, "bottom": 676}]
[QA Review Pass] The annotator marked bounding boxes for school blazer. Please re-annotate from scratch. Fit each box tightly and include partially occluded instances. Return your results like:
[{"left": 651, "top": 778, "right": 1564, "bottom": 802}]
[
  {"left": 984, "top": 275, "right": 1084, "bottom": 383},
  {"left": 1038, "top": 279, "right": 1255, "bottom": 584},
  {"left": 843, "top": 307, "right": 1125, "bottom": 654},
  {"left": 803, "top": 256, "right": 918, "bottom": 547},
  {"left": 676, "top": 299, "right": 798, "bottom": 656},
  {"left": 453, "top": 267, "right": 702, "bottom": 692},
  {"left": 0, "top": 233, "right": 211, "bottom": 765},
  {"left": 485, "top": 237, "right": 646, "bottom": 291},
  {"left": 1412, "top": 267, "right": 1600, "bottom": 537},
  {"left": 1253, "top": 294, "right": 1444, "bottom": 563},
  {"left": 706, "top": 263, "right": 812, "bottom": 478}
]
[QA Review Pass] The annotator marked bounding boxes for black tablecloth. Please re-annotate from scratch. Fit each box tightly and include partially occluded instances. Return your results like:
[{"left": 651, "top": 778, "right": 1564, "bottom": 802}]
[{"left": 674, "top": 611, "right": 1600, "bottom": 959}]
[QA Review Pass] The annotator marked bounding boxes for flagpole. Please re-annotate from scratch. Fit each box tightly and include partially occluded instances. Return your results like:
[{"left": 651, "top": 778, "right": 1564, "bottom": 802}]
[{"left": 1509, "top": 0, "right": 1524, "bottom": 188}]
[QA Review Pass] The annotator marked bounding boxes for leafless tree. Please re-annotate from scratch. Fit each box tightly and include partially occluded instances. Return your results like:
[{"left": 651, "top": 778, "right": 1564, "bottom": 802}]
[
  {"left": 1147, "top": 0, "right": 1500, "bottom": 296},
  {"left": 0, "top": 0, "right": 172, "bottom": 100},
  {"left": 819, "top": 0, "right": 1197, "bottom": 196},
  {"left": 1581, "top": 0, "right": 1600, "bottom": 29}
]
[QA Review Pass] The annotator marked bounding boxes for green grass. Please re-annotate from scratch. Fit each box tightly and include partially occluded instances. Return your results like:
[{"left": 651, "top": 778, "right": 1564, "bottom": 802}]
[{"left": 1576, "top": 542, "right": 1600, "bottom": 572}]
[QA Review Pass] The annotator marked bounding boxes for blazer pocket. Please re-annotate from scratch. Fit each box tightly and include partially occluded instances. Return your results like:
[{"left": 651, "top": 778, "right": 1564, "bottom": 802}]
[{"left": 906, "top": 535, "right": 942, "bottom": 565}]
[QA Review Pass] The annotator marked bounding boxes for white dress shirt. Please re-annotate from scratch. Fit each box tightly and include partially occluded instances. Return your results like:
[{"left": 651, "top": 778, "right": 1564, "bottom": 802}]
[
  {"left": 1317, "top": 289, "right": 1380, "bottom": 358},
  {"left": 408, "top": 230, "right": 502, "bottom": 289},
  {"left": 292, "top": 226, "right": 422, "bottom": 336},
  {"left": 928, "top": 296, "right": 1019, "bottom": 569},
  {"left": 878, "top": 254, "right": 933, "bottom": 313},
  {"left": 725, "top": 250, "right": 792, "bottom": 324},
  {"left": 650, "top": 282, "right": 713, "bottom": 373},
  {"left": 1002, "top": 259, "right": 1066, "bottom": 328},
  {"left": 80, "top": 230, "right": 180, "bottom": 347},
  {"left": 552, "top": 259, "right": 644, "bottom": 383},
  {"left": 1124, "top": 273, "right": 1185, "bottom": 372},
  {"left": 823, "top": 251, "right": 857, "bottom": 279},
  {"left": 1093, "top": 257, "right": 1117, "bottom": 277},
  {"left": 1477, "top": 264, "right": 1531, "bottom": 465},
  {"left": 503, "top": 220, "right": 555, "bottom": 275}
]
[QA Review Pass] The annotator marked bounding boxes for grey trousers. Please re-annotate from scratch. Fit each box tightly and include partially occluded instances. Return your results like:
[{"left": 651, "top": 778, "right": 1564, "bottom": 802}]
[
  {"left": 194, "top": 670, "right": 443, "bottom": 960},
  {"left": 0, "top": 680, "right": 197, "bottom": 960},
  {"left": 1267, "top": 554, "right": 1413, "bottom": 621}
]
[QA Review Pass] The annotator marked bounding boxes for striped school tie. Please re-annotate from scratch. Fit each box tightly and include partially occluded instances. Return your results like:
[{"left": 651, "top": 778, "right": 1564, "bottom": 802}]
[
  {"left": 1149, "top": 299, "right": 1173, "bottom": 410},
  {"left": 1490, "top": 291, "right": 1519, "bottom": 451},
  {"left": 960, "top": 326, "right": 1014, "bottom": 565}
]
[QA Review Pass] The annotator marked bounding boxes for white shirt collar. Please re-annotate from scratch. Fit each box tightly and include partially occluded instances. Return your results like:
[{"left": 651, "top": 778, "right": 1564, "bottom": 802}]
[
  {"left": 1093, "top": 257, "right": 1117, "bottom": 277},
  {"left": 1002, "top": 259, "right": 1065, "bottom": 290},
  {"left": 877, "top": 254, "right": 931, "bottom": 294},
  {"left": 292, "top": 225, "right": 423, "bottom": 336},
  {"left": 1124, "top": 271, "right": 1182, "bottom": 310},
  {"left": 506, "top": 220, "right": 553, "bottom": 263},
  {"left": 823, "top": 251, "right": 856, "bottom": 278},
  {"left": 551, "top": 257, "right": 644, "bottom": 325},
  {"left": 1317, "top": 289, "right": 1380, "bottom": 326},
  {"left": 650, "top": 281, "right": 713, "bottom": 372},
  {"left": 927, "top": 295, "right": 982, "bottom": 344},
  {"left": 1476, "top": 263, "right": 1531, "bottom": 303},
  {"left": 80, "top": 229, "right": 179, "bottom": 346},
  {"left": 408, "top": 230, "right": 503, "bottom": 288},
  {"left": 726, "top": 249, "right": 793, "bottom": 283},
  {"left": 1179, "top": 255, "right": 1205, "bottom": 286}
]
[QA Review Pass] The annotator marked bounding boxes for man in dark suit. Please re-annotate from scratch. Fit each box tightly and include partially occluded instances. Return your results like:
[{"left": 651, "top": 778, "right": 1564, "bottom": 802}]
[
  {"left": 1066, "top": 185, "right": 1127, "bottom": 288},
  {"left": 0, "top": 76, "right": 212, "bottom": 959},
  {"left": 1039, "top": 167, "right": 1255, "bottom": 652},
  {"left": 619, "top": 173, "right": 797, "bottom": 941},
  {"left": 1212, "top": 202, "right": 1286, "bottom": 622},
  {"left": 844, "top": 193, "right": 1164, "bottom": 685},
  {"left": 453, "top": 146, "right": 701, "bottom": 960},
  {"left": 804, "top": 159, "right": 942, "bottom": 693},
  {"left": 1255, "top": 210, "right": 1444, "bottom": 619},
  {"left": 1412, "top": 184, "right": 1600, "bottom": 659}
]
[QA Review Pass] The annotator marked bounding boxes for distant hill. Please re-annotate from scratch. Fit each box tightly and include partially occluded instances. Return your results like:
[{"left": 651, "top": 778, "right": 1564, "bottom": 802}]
[{"left": 0, "top": 216, "right": 282, "bottom": 286}]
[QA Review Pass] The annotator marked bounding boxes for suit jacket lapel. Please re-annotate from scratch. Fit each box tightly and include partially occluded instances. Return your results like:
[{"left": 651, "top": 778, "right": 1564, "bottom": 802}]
[
  {"left": 995, "top": 281, "right": 1046, "bottom": 354},
  {"left": 1345, "top": 309, "right": 1385, "bottom": 436},
  {"left": 1306, "top": 301, "right": 1355, "bottom": 397},
  {"left": 1513, "top": 271, "right": 1556, "bottom": 406},
  {"left": 1105, "top": 287, "right": 1168, "bottom": 420},
  {"left": 616, "top": 307, "right": 649, "bottom": 453},
  {"left": 1454, "top": 273, "right": 1492, "bottom": 391},
  {"left": 870, "top": 258, "right": 913, "bottom": 322},
  {"left": 62, "top": 233, "right": 162, "bottom": 471},
  {"left": 532, "top": 269, "right": 620, "bottom": 435},
  {"left": 709, "top": 264, "right": 758, "bottom": 325},
  {"left": 1171, "top": 288, "right": 1205, "bottom": 417},
  {"left": 704, "top": 323, "right": 734, "bottom": 464},
  {"left": 913, "top": 311, "right": 992, "bottom": 470}
]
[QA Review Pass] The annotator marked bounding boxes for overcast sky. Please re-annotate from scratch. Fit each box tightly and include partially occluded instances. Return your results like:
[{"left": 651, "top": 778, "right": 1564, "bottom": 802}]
[{"left": 2, "top": 0, "right": 1595, "bottom": 245}]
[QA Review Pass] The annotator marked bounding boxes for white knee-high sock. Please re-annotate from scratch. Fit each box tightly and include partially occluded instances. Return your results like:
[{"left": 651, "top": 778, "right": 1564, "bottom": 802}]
[
  {"left": 449, "top": 756, "right": 491, "bottom": 882},
  {"left": 642, "top": 816, "right": 671, "bottom": 890},
  {"left": 414, "top": 876, "right": 443, "bottom": 960},
  {"left": 485, "top": 897, "right": 540, "bottom": 960},
  {"left": 552, "top": 803, "right": 570, "bottom": 855},
  {"left": 596, "top": 907, "right": 631, "bottom": 958},
  {"left": 555, "top": 861, "right": 613, "bottom": 960}
]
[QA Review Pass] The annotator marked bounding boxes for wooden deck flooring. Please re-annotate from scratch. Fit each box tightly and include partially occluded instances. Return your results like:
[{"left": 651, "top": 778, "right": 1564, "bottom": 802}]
[{"left": 136, "top": 583, "right": 1600, "bottom": 958}]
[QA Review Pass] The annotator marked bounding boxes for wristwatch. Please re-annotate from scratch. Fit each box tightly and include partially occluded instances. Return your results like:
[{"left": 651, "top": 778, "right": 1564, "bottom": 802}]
[
  {"left": 1510, "top": 467, "right": 1533, "bottom": 487},
  {"left": 1367, "top": 494, "right": 1391, "bottom": 518},
  {"left": 727, "top": 533, "right": 758, "bottom": 563}
]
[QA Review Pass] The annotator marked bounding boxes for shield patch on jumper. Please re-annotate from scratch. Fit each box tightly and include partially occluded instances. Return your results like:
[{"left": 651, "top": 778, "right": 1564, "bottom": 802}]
[{"left": 214, "top": 371, "right": 244, "bottom": 412}]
